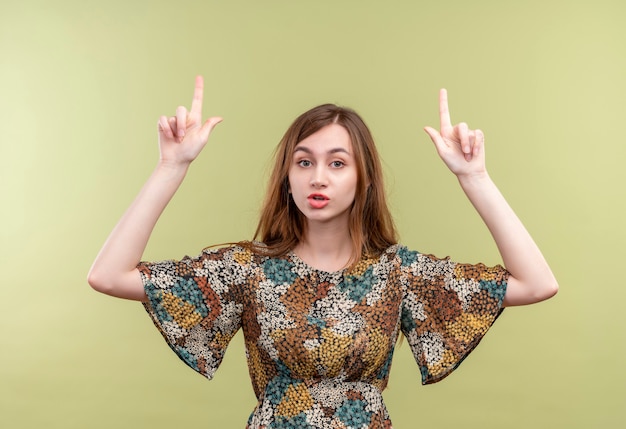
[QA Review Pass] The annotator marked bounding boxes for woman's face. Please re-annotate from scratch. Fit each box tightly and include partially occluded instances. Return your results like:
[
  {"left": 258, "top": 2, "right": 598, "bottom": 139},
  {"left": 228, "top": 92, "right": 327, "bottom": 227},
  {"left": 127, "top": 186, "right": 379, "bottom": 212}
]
[{"left": 288, "top": 124, "right": 358, "bottom": 227}]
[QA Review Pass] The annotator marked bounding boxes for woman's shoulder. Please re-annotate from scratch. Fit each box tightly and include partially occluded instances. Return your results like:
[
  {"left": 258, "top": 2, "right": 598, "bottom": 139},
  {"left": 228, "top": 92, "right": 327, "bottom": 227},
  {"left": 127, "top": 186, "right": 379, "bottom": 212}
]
[
  {"left": 199, "top": 241, "right": 289, "bottom": 270},
  {"left": 378, "top": 244, "right": 452, "bottom": 271},
  {"left": 380, "top": 243, "right": 418, "bottom": 263},
  {"left": 200, "top": 241, "right": 266, "bottom": 254}
]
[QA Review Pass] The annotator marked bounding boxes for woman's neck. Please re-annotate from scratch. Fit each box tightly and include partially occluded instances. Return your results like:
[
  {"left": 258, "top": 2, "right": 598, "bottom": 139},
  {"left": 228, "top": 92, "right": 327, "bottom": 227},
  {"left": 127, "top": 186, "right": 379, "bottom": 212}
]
[{"left": 293, "top": 221, "right": 353, "bottom": 272}]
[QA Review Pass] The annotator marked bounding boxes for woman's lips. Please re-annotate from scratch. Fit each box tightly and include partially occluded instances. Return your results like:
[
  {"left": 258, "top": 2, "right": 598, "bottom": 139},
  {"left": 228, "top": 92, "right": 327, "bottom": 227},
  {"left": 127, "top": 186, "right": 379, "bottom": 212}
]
[{"left": 307, "top": 193, "right": 329, "bottom": 209}]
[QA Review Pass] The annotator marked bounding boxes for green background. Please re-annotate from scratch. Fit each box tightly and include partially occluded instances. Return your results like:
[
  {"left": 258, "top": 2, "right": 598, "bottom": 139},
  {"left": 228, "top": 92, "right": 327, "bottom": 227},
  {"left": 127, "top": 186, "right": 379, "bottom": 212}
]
[{"left": 1, "top": 0, "right": 624, "bottom": 427}]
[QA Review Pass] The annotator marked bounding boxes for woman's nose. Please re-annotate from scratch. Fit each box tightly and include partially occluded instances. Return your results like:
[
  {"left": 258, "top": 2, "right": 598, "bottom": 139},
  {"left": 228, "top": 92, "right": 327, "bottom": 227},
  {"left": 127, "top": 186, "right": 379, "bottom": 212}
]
[{"left": 310, "top": 167, "right": 328, "bottom": 188}]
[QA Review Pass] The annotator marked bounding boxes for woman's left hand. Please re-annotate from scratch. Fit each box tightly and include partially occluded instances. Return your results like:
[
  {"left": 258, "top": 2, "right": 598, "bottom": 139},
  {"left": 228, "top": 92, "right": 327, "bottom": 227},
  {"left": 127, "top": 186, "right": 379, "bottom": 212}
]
[
  {"left": 424, "top": 89, "right": 486, "bottom": 177},
  {"left": 424, "top": 89, "right": 558, "bottom": 306}
]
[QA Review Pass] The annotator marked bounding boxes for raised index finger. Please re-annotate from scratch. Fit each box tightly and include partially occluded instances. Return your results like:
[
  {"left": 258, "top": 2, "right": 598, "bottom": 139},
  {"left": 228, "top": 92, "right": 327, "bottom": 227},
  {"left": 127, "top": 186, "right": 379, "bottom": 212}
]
[
  {"left": 190, "top": 75, "right": 204, "bottom": 118},
  {"left": 439, "top": 88, "right": 452, "bottom": 131}
]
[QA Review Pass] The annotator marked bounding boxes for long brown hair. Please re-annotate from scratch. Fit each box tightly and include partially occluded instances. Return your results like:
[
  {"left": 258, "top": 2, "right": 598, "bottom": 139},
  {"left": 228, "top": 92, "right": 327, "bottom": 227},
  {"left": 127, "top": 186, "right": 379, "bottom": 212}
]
[{"left": 246, "top": 104, "right": 397, "bottom": 266}]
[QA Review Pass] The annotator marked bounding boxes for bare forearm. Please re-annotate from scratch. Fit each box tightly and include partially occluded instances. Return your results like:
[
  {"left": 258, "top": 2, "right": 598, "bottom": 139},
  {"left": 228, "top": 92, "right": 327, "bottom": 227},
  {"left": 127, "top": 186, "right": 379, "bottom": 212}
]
[
  {"left": 88, "top": 162, "right": 189, "bottom": 299},
  {"left": 88, "top": 76, "right": 221, "bottom": 300},
  {"left": 458, "top": 172, "right": 558, "bottom": 306},
  {"left": 423, "top": 89, "right": 557, "bottom": 306}
]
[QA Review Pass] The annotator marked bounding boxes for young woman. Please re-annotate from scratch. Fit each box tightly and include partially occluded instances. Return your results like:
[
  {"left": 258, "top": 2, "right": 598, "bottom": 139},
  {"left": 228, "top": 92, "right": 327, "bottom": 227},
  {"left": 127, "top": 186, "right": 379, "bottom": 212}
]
[{"left": 88, "top": 76, "right": 557, "bottom": 428}]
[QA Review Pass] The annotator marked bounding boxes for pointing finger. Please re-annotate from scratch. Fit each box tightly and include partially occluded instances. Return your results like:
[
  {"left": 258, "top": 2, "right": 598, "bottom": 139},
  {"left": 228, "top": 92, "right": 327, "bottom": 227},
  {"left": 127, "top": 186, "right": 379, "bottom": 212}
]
[
  {"left": 439, "top": 88, "right": 452, "bottom": 132},
  {"left": 190, "top": 75, "right": 204, "bottom": 119}
]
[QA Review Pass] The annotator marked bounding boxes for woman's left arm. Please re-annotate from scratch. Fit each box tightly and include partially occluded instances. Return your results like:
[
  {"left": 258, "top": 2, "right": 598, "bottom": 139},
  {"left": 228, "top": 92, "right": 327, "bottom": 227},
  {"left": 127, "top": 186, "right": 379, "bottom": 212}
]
[{"left": 424, "top": 89, "right": 558, "bottom": 307}]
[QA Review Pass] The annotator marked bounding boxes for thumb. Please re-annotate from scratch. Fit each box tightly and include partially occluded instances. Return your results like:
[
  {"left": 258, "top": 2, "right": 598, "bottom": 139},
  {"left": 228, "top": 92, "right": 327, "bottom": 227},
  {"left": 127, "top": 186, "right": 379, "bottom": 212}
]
[
  {"left": 424, "top": 126, "right": 453, "bottom": 160},
  {"left": 423, "top": 126, "right": 446, "bottom": 152},
  {"left": 423, "top": 126, "right": 440, "bottom": 142},
  {"left": 198, "top": 116, "right": 223, "bottom": 142}
]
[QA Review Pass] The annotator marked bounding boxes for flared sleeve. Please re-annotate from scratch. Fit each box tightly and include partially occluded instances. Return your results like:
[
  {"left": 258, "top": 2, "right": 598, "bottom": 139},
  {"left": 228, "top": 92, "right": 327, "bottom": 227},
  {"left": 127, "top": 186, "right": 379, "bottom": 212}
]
[
  {"left": 138, "top": 245, "right": 246, "bottom": 379},
  {"left": 397, "top": 246, "right": 508, "bottom": 385}
]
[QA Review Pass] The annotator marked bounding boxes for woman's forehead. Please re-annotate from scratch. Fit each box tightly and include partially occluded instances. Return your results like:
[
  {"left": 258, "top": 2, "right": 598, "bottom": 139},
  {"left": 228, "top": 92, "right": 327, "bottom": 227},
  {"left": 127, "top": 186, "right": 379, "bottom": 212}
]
[{"left": 294, "top": 124, "right": 353, "bottom": 154}]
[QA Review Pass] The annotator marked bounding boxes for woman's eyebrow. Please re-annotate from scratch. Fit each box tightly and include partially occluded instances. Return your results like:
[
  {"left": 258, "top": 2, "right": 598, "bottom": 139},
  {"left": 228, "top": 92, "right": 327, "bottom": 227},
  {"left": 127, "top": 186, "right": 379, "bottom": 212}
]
[{"left": 293, "top": 146, "right": 351, "bottom": 155}]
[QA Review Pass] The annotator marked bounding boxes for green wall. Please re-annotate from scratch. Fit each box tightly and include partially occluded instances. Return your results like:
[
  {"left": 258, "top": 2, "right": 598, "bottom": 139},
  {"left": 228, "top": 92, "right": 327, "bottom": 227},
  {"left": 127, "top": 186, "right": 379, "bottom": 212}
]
[{"left": 1, "top": 0, "right": 624, "bottom": 427}]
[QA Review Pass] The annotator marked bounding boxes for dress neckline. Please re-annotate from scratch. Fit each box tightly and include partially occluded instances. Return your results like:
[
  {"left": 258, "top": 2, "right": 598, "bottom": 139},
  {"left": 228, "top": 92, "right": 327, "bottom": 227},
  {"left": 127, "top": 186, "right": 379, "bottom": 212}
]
[{"left": 287, "top": 250, "right": 349, "bottom": 275}]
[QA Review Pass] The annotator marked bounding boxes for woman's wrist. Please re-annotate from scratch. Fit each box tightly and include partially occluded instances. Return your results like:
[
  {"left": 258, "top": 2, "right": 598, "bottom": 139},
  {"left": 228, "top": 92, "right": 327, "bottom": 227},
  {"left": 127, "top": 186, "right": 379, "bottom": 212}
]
[
  {"left": 155, "top": 159, "right": 191, "bottom": 177},
  {"left": 457, "top": 170, "right": 492, "bottom": 190}
]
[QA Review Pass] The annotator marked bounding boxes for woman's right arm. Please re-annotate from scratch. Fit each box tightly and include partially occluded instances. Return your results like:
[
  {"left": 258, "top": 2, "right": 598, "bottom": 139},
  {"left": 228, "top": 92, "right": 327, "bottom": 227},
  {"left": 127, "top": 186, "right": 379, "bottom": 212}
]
[{"left": 87, "top": 76, "right": 222, "bottom": 301}]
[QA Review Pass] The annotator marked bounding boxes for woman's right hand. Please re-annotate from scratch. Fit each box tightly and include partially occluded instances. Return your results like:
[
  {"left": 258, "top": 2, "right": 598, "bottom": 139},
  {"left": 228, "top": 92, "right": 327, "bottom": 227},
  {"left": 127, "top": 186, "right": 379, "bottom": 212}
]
[
  {"left": 88, "top": 76, "right": 222, "bottom": 301},
  {"left": 157, "top": 76, "right": 222, "bottom": 166}
]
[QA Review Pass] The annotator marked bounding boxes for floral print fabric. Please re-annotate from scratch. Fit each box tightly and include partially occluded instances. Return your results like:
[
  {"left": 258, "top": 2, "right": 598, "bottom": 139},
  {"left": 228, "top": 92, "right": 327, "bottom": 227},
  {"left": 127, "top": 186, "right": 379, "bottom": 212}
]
[{"left": 138, "top": 244, "right": 507, "bottom": 428}]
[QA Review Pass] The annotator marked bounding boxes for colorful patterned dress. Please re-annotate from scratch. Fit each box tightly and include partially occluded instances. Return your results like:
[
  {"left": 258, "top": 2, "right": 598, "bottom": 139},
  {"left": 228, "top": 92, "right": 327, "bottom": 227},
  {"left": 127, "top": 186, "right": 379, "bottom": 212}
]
[{"left": 138, "top": 243, "right": 508, "bottom": 428}]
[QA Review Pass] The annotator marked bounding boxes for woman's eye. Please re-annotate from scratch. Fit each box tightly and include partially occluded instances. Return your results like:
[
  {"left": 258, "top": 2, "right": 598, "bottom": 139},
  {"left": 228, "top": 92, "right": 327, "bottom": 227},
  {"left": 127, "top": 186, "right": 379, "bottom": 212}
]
[
  {"left": 298, "top": 160, "right": 312, "bottom": 167},
  {"left": 331, "top": 161, "right": 344, "bottom": 168}
]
